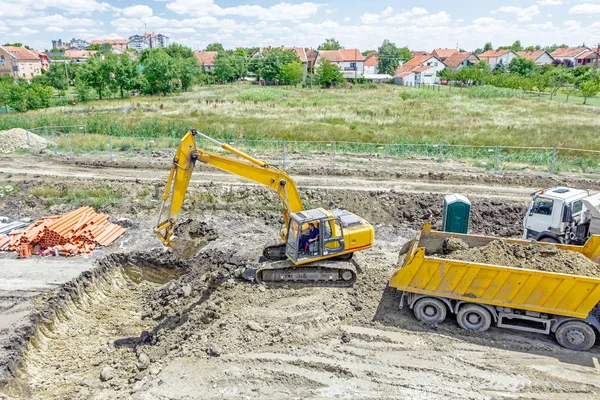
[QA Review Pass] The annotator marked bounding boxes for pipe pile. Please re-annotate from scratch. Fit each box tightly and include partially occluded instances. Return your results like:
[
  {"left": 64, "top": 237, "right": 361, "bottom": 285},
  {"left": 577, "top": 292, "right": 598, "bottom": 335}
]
[{"left": 0, "top": 207, "right": 127, "bottom": 258}]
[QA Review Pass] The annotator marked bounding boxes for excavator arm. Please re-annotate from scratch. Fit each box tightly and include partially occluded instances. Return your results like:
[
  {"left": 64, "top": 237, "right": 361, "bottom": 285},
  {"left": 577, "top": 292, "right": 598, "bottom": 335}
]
[{"left": 154, "top": 129, "right": 304, "bottom": 249}]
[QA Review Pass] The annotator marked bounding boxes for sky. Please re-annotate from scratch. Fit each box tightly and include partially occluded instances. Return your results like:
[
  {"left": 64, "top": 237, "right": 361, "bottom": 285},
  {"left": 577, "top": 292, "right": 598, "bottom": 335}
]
[{"left": 1, "top": 0, "right": 599, "bottom": 52}]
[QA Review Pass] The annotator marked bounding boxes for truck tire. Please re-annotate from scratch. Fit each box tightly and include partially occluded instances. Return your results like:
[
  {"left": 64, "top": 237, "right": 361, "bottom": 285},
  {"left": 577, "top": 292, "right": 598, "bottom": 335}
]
[
  {"left": 457, "top": 304, "right": 492, "bottom": 332},
  {"left": 413, "top": 297, "right": 447, "bottom": 324},
  {"left": 540, "top": 237, "right": 559, "bottom": 243},
  {"left": 555, "top": 321, "right": 596, "bottom": 351}
]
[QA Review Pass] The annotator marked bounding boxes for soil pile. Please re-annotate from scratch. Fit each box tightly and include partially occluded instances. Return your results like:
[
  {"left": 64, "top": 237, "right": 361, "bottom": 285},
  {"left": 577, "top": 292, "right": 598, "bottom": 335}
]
[
  {"left": 0, "top": 128, "right": 48, "bottom": 153},
  {"left": 442, "top": 239, "right": 600, "bottom": 277}
]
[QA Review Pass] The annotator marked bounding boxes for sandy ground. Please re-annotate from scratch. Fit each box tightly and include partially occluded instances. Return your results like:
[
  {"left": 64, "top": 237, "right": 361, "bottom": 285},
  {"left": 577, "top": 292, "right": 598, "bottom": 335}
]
[{"left": 0, "top": 153, "right": 599, "bottom": 399}]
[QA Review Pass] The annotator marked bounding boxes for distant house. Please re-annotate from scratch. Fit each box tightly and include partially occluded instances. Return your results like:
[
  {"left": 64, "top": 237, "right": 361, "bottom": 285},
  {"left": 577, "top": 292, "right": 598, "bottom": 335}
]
[
  {"left": 29, "top": 50, "right": 50, "bottom": 71},
  {"left": 517, "top": 50, "right": 554, "bottom": 65},
  {"left": 306, "top": 48, "right": 318, "bottom": 71},
  {"left": 551, "top": 47, "right": 598, "bottom": 66},
  {"left": 410, "top": 51, "right": 427, "bottom": 59},
  {"left": 65, "top": 50, "right": 97, "bottom": 63},
  {"left": 394, "top": 54, "right": 445, "bottom": 86},
  {"left": 393, "top": 71, "right": 415, "bottom": 86},
  {"left": 314, "top": 49, "right": 365, "bottom": 79},
  {"left": 194, "top": 51, "right": 218, "bottom": 71},
  {"left": 127, "top": 33, "right": 169, "bottom": 52},
  {"left": 91, "top": 39, "right": 128, "bottom": 51},
  {"left": 364, "top": 54, "right": 379, "bottom": 74},
  {"left": 443, "top": 52, "right": 479, "bottom": 71},
  {"left": 0, "top": 46, "right": 43, "bottom": 80},
  {"left": 430, "top": 48, "right": 458, "bottom": 62},
  {"left": 477, "top": 49, "right": 517, "bottom": 69},
  {"left": 258, "top": 47, "right": 307, "bottom": 66},
  {"left": 396, "top": 54, "right": 445, "bottom": 74}
]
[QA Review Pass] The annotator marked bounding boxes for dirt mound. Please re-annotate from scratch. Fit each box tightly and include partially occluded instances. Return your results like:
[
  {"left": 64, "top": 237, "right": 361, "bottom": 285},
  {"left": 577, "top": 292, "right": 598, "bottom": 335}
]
[
  {"left": 442, "top": 239, "right": 600, "bottom": 277},
  {"left": 174, "top": 219, "right": 218, "bottom": 241},
  {"left": 0, "top": 128, "right": 48, "bottom": 153}
]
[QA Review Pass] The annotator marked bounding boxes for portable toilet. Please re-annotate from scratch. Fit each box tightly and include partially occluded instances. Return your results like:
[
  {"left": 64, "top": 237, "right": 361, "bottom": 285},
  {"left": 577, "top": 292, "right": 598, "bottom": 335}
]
[{"left": 442, "top": 194, "right": 471, "bottom": 234}]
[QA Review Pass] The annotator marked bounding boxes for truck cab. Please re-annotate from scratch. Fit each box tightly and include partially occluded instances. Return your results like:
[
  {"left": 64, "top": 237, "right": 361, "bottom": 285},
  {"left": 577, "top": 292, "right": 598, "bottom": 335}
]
[{"left": 523, "top": 187, "right": 589, "bottom": 244}]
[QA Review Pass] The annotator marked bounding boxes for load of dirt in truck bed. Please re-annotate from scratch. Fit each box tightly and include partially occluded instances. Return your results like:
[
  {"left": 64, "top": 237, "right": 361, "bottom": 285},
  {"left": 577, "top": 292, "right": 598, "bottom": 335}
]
[{"left": 441, "top": 239, "right": 600, "bottom": 277}]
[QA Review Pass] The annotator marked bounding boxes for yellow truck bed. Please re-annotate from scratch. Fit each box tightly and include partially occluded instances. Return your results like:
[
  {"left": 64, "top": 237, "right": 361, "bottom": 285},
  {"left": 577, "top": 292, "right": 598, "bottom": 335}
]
[{"left": 389, "top": 225, "right": 600, "bottom": 319}]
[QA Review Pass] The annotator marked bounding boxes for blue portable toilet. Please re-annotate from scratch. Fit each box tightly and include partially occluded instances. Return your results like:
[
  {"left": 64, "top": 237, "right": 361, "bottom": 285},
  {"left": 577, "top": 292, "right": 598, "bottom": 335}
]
[{"left": 442, "top": 194, "right": 471, "bottom": 234}]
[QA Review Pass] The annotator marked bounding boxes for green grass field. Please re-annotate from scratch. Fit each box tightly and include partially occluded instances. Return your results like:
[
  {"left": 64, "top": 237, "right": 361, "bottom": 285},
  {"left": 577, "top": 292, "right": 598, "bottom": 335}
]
[{"left": 1, "top": 84, "right": 599, "bottom": 150}]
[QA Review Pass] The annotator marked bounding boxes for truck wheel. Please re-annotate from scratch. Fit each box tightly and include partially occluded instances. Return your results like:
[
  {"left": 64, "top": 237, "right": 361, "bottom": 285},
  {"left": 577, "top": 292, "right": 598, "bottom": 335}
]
[
  {"left": 555, "top": 321, "right": 596, "bottom": 351},
  {"left": 457, "top": 304, "right": 492, "bottom": 332},
  {"left": 413, "top": 298, "right": 447, "bottom": 324},
  {"left": 540, "top": 237, "right": 559, "bottom": 243}
]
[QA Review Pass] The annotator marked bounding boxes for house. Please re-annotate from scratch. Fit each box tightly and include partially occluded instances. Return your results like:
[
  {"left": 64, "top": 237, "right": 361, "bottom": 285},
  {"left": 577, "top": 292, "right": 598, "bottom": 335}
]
[
  {"left": 430, "top": 48, "right": 458, "bottom": 62},
  {"left": 443, "top": 52, "right": 479, "bottom": 71},
  {"left": 396, "top": 54, "right": 445, "bottom": 75},
  {"left": 29, "top": 50, "right": 50, "bottom": 71},
  {"left": 194, "top": 51, "right": 218, "bottom": 71},
  {"left": 65, "top": 50, "right": 97, "bottom": 63},
  {"left": 477, "top": 49, "right": 517, "bottom": 69},
  {"left": 314, "top": 49, "right": 365, "bottom": 79},
  {"left": 413, "top": 66, "right": 437, "bottom": 85},
  {"left": 394, "top": 54, "right": 445, "bottom": 86},
  {"left": 550, "top": 47, "right": 597, "bottom": 66},
  {"left": 410, "top": 51, "right": 427, "bottom": 59},
  {"left": 0, "top": 46, "right": 43, "bottom": 80},
  {"left": 393, "top": 71, "right": 415, "bottom": 86},
  {"left": 362, "top": 73, "right": 393, "bottom": 83},
  {"left": 517, "top": 50, "right": 554, "bottom": 65},
  {"left": 364, "top": 54, "right": 379, "bottom": 74},
  {"left": 91, "top": 39, "right": 128, "bottom": 51},
  {"left": 51, "top": 38, "right": 89, "bottom": 50},
  {"left": 306, "top": 48, "right": 318, "bottom": 71}
]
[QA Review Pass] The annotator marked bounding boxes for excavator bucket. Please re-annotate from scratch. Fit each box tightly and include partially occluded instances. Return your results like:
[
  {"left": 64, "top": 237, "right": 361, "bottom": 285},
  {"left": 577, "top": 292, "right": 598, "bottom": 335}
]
[{"left": 169, "top": 235, "right": 209, "bottom": 259}]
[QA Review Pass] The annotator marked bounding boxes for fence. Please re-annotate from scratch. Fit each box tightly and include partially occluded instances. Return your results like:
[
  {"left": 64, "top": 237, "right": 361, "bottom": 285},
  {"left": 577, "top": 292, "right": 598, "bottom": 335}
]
[{"left": 26, "top": 126, "right": 600, "bottom": 176}]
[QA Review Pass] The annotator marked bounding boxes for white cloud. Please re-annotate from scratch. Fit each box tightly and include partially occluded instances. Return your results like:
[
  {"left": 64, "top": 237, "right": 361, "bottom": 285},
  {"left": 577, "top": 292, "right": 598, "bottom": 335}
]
[
  {"left": 411, "top": 7, "right": 428, "bottom": 16},
  {"left": 360, "top": 13, "right": 380, "bottom": 24},
  {"left": 418, "top": 11, "right": 450, "bottom": 26},
  {"left": 381, "top": 7, "right": 394, "bottom": 17},
  {"left": 496, "top": 5, "right": 540, "bottom": 22},
  {"left": 45, "top": 26, "right": 63, "bottom": 32},
  {"left": 537, "top": 0, "right": 561, "bottom": 5},
  {"left": 547, "top": 13, "right": 553, "bottom": 17},
  {"left": 325, "top": 8, "right": 336, "bottom": 14},
  {"left": 0, "top": 0, "right": 113, "bottom": 17},
  {"left": 122, "top": 5, "right": 153, "bottom": 18},
  {"left": 167, "top": 0, "right": 325, "bottom": 21},
  {"left": 527, "top": 21, "right": 553, "bottom": 29},
  {"left": 9, "top": 27, "right": 39, "bottom": 36},
  {"left": 8, "top": 14, "right": 97, "bottom": 27},
  {"left": 343, "top": 17, "right": 350, "bottom": 22},
  {"left": 569, "top": 3, "right": 600, "bottom": 14}
]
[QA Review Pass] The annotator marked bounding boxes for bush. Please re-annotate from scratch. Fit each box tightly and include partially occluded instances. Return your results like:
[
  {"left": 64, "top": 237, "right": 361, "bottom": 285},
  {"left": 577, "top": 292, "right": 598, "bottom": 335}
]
[{"left": 467, "top": 85, "right": 524, "bottom": 98}]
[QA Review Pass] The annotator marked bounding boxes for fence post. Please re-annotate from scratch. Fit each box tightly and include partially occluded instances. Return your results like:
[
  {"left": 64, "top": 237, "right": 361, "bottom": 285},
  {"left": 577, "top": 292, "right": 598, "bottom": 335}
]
[
  {"left": 494, "top": 146, "right": 499, "bottom": 174},
  {"left": 52, "top": 131, "right": 57, "bottom": 155},
  {"left": 146, "top": 139, "right": 151, "bottom": 163},
  {"left": 282, "top": 141, "right": 286, "bottom": 169},
  {"left": 44, "top": 126, "right": 48, "bottom": 138},
  {"left": 550, "top": 148, "right": 557, "bottom": 174},
  {"left": 438, "top": 144, "right": 443, "bottom": 163},
  {"left": 332, "top": 141, "right": 336, "bottom": 169},
  {"left": 385, "top": 144, "right": 389, "bottom": 172},
  {"left": 68, "top": 134, "right": 73, "bottom": 159},
  {"left": 108, "top": 136, "right": 113, "bottom": 161}
]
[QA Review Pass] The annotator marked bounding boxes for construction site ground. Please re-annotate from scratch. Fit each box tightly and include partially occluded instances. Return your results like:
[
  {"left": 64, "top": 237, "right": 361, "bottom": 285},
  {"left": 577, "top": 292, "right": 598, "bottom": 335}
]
[{"left": 0, "top": 152, "right": 600, "bottom": 400}]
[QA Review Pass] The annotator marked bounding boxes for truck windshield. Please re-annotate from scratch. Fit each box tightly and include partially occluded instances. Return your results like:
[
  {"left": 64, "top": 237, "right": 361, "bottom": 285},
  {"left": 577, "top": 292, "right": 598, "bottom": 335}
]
[{"left": 532, "top": 198, "right": 554, "bottom": 215}]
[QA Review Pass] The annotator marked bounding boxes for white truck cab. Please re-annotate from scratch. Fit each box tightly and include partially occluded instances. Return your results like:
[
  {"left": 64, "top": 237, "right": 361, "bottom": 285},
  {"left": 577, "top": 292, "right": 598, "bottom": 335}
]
[{"left": 522, "top": 187, "right": 600, "bottom": 244}]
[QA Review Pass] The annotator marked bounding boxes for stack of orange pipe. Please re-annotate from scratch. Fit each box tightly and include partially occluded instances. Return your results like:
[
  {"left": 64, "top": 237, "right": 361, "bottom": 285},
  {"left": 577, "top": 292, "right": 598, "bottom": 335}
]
[{"left": 4, "top": 207, "right": 127, "bottom": 258}]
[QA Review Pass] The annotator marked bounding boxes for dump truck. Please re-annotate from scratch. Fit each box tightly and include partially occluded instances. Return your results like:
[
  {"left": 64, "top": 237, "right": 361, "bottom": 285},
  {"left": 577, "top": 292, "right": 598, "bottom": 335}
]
[
  {"left": 523, "top": 186, "right": 600, "bottom": 245},
  {"left": 389, "top": 224, "right": 600, "bottom": 351}
]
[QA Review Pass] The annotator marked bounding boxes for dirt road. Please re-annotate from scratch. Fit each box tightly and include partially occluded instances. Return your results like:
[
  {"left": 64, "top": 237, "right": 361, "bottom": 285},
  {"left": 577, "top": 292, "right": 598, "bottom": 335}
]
[{"left": 0, "top": 153, "right": 599, "bottom": 399}]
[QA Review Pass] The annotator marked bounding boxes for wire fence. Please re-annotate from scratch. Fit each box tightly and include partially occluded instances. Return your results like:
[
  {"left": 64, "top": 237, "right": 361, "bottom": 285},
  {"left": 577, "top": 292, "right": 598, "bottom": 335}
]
[{"left": 26, "top": 125, "right": 600, "bottom": 176}]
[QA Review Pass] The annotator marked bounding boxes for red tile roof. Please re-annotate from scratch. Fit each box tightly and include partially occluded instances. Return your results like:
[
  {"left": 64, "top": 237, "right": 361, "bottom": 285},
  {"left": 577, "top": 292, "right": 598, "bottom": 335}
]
[
  {"left": 443, "top": 52, "right": 477, "bottom": 68},
  {"left": 194, "top": 51, "right": 218, "bottom": 66},
  {"left": 410, "top": 51, "right": 427, "bottom": 59},
  {"left": 339, "top": 49, "right": 364, "bottom": 61},
  {"left": 517, "top": 50, "right": 547, "bottom": 61},
  {"left": 65, "top": 50, "right": 97, "bottom": 59},
  {"left": 318, "top": 50, "right": 344, "bottom": 62},
  {"left": 91, "top": 39, "right": 128, "bottom": 45},
  {"left": 260, "top": 46, "right": 307, "bottom": 62},
  {"left": 395, "top": 54, "right": 440, "bottom": 74},
  {"left": 551, "top": 47, "right": 589, "bottom": 58},
  {"left": 364, "top": 55, "right": 378, "bottom": 66},
  {"left": 478, "top": 49, "right": 510, "bottom": 58},
  {"left": 395, "top": 71, "right": 414, "bottom": 78},
  {"left": 1, "top": 46, "right": 39, "bottom": 60},
  {"left": 576, "top": 50, "right": 598, "bottom": 60},
  {"left": 431, "top": 48, "right": 458, "bottom": 59},
  {"left": 413, "top": 65, "right": 433, "bottom": 73}
]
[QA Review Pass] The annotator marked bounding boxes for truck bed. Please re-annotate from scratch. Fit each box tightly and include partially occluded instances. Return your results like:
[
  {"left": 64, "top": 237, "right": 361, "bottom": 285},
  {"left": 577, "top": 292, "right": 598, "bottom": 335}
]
[{"left": 389, "top": 225, "right": 600, "bottom": 319}]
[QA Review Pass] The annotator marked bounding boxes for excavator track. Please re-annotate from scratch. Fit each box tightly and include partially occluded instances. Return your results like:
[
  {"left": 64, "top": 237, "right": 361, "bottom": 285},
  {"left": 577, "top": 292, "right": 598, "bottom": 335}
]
[{"left": 255, "top": 259, "right": 357, "bottom": 287}]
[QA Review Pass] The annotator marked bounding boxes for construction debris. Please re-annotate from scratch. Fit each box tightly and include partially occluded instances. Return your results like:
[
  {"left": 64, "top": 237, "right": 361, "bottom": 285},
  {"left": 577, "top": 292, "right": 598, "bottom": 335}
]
[
  {"left": 0, "top": 128, "right": 48, "bottom": 153},
  {"left": 0, "top": 207, "right": 127, "bottom": 258}
]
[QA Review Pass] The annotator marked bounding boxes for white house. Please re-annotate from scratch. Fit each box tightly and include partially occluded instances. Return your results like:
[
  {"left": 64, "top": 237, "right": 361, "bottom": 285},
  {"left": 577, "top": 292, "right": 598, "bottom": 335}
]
[
  {"left": 413, "top": 66, "right": 437, "bottom": 85},
  {"left": 315, "top": 49, "right": 365, "bottom": 79},
  {"left": 551, "top": 47, "right": 598, "bottom": 66},
  {"left": 517, "top": 50, "right": 554, "bottom": 65},
  {"left": 443, "top": 52, "right": 480, "bottom": 71},
  {"left": 393, "top": 53, "right": 445, "bottom": 86},
  {"left": 194, "top": 51, "right": 218, "bottom": 71},
  {"left": 393, "top": 71, "right": 415, "bottom": 86},
  {"left": 477, "top": 49, "right": 517, "bottom": 69},
  {"left": 364, "top": 54, "right": 378, "bottom": 74}
]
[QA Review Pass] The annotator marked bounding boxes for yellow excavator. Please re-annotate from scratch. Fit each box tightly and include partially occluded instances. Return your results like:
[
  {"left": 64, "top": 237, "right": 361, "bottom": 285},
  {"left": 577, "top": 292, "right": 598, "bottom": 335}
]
[{"left": 154, "top": 129, "right": 374, "bottom": 286}]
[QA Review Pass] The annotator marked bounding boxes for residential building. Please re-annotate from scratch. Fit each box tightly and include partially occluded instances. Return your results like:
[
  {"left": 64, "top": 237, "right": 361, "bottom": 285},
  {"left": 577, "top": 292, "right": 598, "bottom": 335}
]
[
  {"left": 550, "top": 47, "right": 595, "bottom": 66},
  {"left": 65, "top": 50, "right": 97, "bottom": 63},
  {"left": 410, "top": 51, "right": 427, "bottom": 59},
  {"left": 51, "top": 38, "right": 89, "bottom": 50},
  {"left": 306, "top": 48, "right": 318, "bottom": 71},
  {"left": 364, "top": 54, "right": 378, "bottom": 74},
  {"left": 394, "top": 54, "right": 445, "bottom": 86},
  {"left": 29, "top": 50, "right": 50, "bottom": 71},
  {"left": 517, "top": 50, "right": 554, "bottom": 65},
  {"left": 413, "top": 66, "right": 437, "bottom": 85},
  {"left": 127, "top": 33, "right": 169, "bottom": 52},
  {"left": 393, "top": 71, "right": 415, "bottom": 86},
  {"left": 92, "top": 39, "right": 128, "bottom": 51},
  {"left": 0, "top": 46, "right": 42, "bottom": 80},
  {"left": 443, "top": 52, "right": 479, "bottom": 71},
  {"left": 396, "top": 54, "right": 445, "bottom": 75},
  {"left": 315, "top": 49, "right": 365, "bottom": 79},
  {"left": 194, "top": 51, "right": 218, "bottom": 71},
  {"left": 430, "top": 48, "right": 458, "bottom": 62},
  {"left": 477, "top": 49, "right": 517, "bottom": 68}
]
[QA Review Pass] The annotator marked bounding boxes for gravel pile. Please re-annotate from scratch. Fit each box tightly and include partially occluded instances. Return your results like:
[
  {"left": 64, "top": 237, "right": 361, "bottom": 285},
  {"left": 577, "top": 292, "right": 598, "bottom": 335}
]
[
  {"left": 0, "top": 128, "right": 48, "bottom": 153},
  {"left": 441, "top": 239, "right": 600, "bottom": 277}
]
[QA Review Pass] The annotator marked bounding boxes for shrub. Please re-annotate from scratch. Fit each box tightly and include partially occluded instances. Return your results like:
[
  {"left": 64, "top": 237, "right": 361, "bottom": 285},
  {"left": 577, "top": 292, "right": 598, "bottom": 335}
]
[{"left": 467, "top": 85, "right": 524, "bottom": 98}]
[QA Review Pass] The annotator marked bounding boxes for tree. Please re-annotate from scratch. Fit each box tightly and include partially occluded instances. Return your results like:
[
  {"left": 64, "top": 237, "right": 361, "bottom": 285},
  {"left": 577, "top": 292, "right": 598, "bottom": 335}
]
[
  {"left": 3, "top": 43, "right": 31, "bottom": 49},
  {"left": 279, "top": 62, "right": 304, "bottom": 85},
  {"left": 214, "top": 52, "right": 238, "bottom": 82},
  {"left": 318, "top": 38, "right": 342, "bottom": 50},
  {"left": 113, "top": 54, "right": 139, "bottom": 97},
  {"left": 316, "top": 59, "right": 344, "bottom": 88},
  {"left": 549, "top": 67, "right": 571, "bottom": 99},
  {"left": 177, "top": 57, "right": 199, "bottom": 90},
  {"left": 45, "top": 63, "right": 68, "bottom": 90},
  {"left": 579, "top": 72, "right": 600, "bottom": 104},
  {"left": 78, "top": 55, "right": 113, "bottom": 99},
  {"left": 492, "top": 59, "right": 506, "bottom": 74},
  {"left": 377, "top": 40, "right": 402, "bottom": 75},
  {"left": 398, "top": 47, "right": 412, "bottom": 63},
  {"left": 140, "top": 48, "right": 177, "bottom": 95},
  {"left": 510, "top": 40, "right": 522, "bottom": 52},
  {"left": 534, "top": 72, "right": 551, "bottom": 96},
  {"left": 166, "top": 43, "right": 194, "bottom": 59},
  {"left": 508, "top": 56, "right": 537, "bottom": 76},
  {"left": 483, "top": 42, "right": 493, "bottom": 52},
  {"left": 205, "top": 43, "right": 225, "bottom": 52},
  {"left": 362, "top": 50, "right": 376, "bottom": 56},
  {"left": 249, "top": 48, "right": 299, "bottom": 82}
]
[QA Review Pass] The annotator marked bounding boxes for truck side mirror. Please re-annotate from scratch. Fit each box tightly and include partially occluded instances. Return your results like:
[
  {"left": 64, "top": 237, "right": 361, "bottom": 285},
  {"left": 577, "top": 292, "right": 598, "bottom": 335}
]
[{"left": 562, "top": 205, "right": 573, "bottom": 223}]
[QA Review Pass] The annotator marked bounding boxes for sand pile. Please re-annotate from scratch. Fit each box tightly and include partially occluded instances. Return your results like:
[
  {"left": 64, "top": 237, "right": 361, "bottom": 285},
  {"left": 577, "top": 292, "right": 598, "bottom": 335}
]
[
  {"left": 0, "top": 128, "right": 48, "bottom": 153},
  {"left": 442, "top": 239, "right": 600, "bottom": 277}
]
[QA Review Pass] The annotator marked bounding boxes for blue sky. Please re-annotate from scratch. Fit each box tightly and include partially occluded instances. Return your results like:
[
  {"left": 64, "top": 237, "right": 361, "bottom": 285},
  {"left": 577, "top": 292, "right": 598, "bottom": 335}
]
[{"left": 1, "top": 0, "right": 599, "bottom": 51}]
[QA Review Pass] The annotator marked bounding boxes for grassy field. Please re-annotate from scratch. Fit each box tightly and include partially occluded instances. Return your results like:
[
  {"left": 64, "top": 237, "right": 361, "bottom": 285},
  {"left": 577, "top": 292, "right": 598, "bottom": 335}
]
[{"left": 1, "top": 84, "right": 599, "bottom": 150}]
